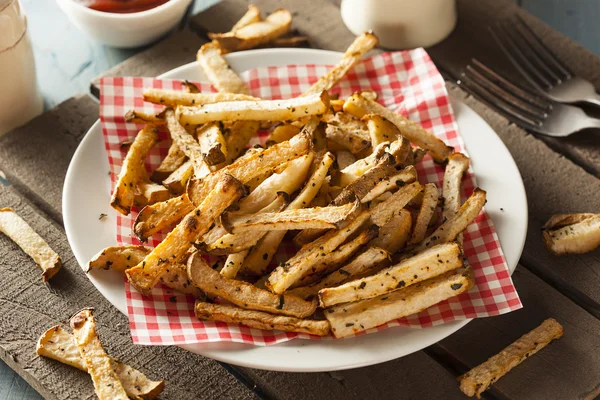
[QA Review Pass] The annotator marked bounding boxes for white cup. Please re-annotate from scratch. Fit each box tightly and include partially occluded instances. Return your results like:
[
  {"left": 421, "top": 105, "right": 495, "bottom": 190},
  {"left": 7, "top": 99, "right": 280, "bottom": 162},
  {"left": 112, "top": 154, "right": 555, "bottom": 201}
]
[
  {"left": 341, "top": 0, "right": 457, "bottom": 49},
  {"left": 0, "top": 0, "right": 43, "bottom": 135}
]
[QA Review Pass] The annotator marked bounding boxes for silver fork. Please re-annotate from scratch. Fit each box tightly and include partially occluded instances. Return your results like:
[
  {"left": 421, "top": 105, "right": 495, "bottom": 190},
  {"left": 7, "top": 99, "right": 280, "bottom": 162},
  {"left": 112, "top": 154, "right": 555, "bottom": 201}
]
[
  {"left": 490, "top": 15, "right": 600, "bottom": 107},
  {"left": 452, "top": 59, "right": 600, "bottom": 137}
]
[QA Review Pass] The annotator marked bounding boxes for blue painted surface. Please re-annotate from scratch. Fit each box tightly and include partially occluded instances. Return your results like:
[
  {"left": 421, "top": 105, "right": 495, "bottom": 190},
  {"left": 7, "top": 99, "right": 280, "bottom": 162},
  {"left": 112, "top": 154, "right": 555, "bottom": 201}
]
[{"left": 1, "top": 0, "right": 598, "bottom": 398}]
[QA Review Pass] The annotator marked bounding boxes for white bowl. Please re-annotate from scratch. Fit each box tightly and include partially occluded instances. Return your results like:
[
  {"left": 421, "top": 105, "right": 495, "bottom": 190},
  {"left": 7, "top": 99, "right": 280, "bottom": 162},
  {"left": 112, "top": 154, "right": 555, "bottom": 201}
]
[{"left": 56, "top": 0, "right": 192, "bottom": 48}]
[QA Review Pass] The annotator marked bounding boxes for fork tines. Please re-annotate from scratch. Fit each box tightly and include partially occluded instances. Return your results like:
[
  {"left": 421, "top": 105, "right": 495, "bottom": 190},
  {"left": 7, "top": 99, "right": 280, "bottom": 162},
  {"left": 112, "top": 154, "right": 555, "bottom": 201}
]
[
  {"left": 455, "top": 59, "right": 551, "bottom": 130},
  {"left": 489, "top": 16, "right": 573, "bottom": 91}
]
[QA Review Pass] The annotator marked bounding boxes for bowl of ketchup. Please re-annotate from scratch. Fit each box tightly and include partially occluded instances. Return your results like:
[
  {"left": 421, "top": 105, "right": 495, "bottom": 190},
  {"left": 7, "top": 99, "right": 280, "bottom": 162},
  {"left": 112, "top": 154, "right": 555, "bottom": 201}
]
[{"left": 56, "top": 0, "right": 193, "bottom": 48}]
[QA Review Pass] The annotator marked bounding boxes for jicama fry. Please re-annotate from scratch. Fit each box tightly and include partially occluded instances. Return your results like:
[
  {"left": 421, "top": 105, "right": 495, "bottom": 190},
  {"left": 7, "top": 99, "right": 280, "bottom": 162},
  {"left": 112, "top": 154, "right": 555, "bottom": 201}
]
[
  {"left": 442, "top": 152, "right": 470, "bottom": 243},
  {"left": 303, "top": 32, "right": 379, "bottom": 95},
  {"left": 134, "top": 194, "right": 195, "bottom": 242},
  {"left": 409, "top": 183, "right": 439, "bottom": 244},
  {"left": 87, "top": 245, "right": 150, "bottom": 272},
  {"left": 37, "top": 325, "right": 164, "bottom": 399},
  {"left": 0, "top": 208, "right": 62, "bottom": 282},
  {"left": 142, "top": 88, "right": 257, "bottom": 106},
  {"left": 177, "top": 91, "right": 330, "bottom": 125},
  {"left": 187, "top": 252, "right": 317, "bottom": 317},
  {"left": 325, "top": 124, "right": 370, "bottom": 154},
  {"left": 196, "top": 41, "right": 251, "bottom": 94},
  {"left": 288, "top": 246, "right": 390, "bottom": 300},
  {"left": 363, "top": 113, "right": 402, "bottom": 148},
  {"left": 542, "top": 213, "right": 600, "bottom": 255},
  {"left": 344, "top": 93, "right": 453, "bottom": 163},
  {"left": 194, "top": 301, "right": 330, "bottom": 336},
  {"left": 224, "top": 121, "right": 261, "bottom": 163},
  {"left": 459, "top": 318, "right": 564, "bottom": 398},
  {"left": 369, "top": 208, "right": 412, "bottom": 253},
  {"left": 164, "top": 109, "right": 210, "bottom": 177},
  {"left": 162, "top": 159, "right": 194, "bottom": 194},
  {"left": 135, "top": 180, "right": 171, "bottom": 206},
  {"left": 110, "top": 125, "right": 158, "bottom": 215},
  {"left": 210, "top": 9, "right": 292, "bottom": 53},
  {"left": 70, "top": 308, "right": 128, "bottom": 400},
  {"left": 369, "top": 181, "right": 423, "bottom": 227},
  {"left": 126, "top": 175, "right": 245, "bottom": 294},
  {"left": 360, "top": 165, "right": 418, "bottom": 203},
  {"left": 230, "top": 4, "right": 261, "bottom": 32},
  {"left": 416, "top": 188, "right": 486, "bottom": 251},
  {"left": 241, "top": 152, "right": 335, "bottom": 277},
  {"left": 335, "top": 150, "right": 356, "bottom": 170},
  {"left": 267, "top": 211, "right": 371, "bottom": 294},
  {"left": 325, "top": 267, "right": 474, "bottom": 338},
  {"left": 151, "top": 143, "right": 186, "bottom": 182},
  {"left": 318, "top": 242, "right": 463, "bottom": 307},
  {"left": 266, "top": 123, "right": 301, "bottom": 145},
  {"left": 196, "top": 122, "right": 227, "bottom": 167},
  {"left": 124, "top": 110, "right": 165, "bottom": 126}
]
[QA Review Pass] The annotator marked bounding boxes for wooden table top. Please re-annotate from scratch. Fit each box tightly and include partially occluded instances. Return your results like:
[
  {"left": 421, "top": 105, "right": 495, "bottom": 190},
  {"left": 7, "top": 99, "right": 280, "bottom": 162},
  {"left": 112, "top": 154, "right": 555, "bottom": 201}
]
[{"left": 1, "top": 0, "right": 599, "bottom": 399}]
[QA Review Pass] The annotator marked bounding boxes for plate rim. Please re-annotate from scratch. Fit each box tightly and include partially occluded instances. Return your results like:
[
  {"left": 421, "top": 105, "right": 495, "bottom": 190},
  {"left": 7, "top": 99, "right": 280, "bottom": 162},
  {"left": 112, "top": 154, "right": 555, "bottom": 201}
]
[{"left": 63, "top": 48, "right": 528, "bottom": 372}]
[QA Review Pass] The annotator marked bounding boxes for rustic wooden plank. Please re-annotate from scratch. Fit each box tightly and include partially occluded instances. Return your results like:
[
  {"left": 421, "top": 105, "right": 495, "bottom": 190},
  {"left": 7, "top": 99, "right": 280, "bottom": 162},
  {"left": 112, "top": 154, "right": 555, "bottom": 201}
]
[
  {"left": 90, "top": 29, "right": 209, "bottom": 98},
  {"left": 428, "top": 0, "right": 600, "bottom": 177},
  {"left": 0, "top": 94, "right": 98, "bottom": 223},
  {"left": 0, "top": 185, "right": 257, "bottom": 400},
  {"left": 236, "top": 353, "right": 467, "bottom": 400},
  {"left": 436, "top": 265, "right": 600, "bottom": 400}
]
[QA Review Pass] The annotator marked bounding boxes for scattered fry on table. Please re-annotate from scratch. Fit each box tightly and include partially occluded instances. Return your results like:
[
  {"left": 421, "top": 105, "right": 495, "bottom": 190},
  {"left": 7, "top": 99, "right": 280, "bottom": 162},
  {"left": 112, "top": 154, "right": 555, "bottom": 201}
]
[{"left": 542, "top": 213, "right": 600, "bottom": 255}]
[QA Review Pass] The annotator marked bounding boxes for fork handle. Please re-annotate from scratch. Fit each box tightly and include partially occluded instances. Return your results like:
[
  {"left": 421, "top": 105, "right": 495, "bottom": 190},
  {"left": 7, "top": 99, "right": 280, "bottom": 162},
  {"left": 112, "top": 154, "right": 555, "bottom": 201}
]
[{"left": 583, "top": 93, "right": 600, "bottom": 107}]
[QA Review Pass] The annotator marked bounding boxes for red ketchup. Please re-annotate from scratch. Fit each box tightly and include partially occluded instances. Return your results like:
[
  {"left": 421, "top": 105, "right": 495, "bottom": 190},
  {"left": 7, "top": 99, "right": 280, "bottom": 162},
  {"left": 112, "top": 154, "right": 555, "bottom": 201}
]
[{"left": 75, "top": 0, "right": 170, "bottom": 14}]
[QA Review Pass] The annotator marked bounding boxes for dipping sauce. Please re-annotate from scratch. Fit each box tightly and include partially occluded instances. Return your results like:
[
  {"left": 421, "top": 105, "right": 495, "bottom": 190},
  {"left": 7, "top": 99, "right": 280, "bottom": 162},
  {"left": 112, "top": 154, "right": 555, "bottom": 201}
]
[{"left": 75, "top": 0, "right": 170, "bottom": 14}]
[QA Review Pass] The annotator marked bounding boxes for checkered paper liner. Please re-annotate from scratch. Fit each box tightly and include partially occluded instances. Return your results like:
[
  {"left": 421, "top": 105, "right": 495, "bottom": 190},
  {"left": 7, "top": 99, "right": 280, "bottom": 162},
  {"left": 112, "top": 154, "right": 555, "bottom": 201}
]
[{"left": 99, "top": 49, "right": 522, "bottom": 346}]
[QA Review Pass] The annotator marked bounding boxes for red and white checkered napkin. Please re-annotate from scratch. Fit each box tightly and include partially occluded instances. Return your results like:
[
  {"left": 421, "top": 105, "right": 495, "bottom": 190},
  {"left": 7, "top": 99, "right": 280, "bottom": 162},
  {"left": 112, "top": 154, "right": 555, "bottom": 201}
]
[{"left": 99, "top": 48, "right": 522, "bottom": 346}]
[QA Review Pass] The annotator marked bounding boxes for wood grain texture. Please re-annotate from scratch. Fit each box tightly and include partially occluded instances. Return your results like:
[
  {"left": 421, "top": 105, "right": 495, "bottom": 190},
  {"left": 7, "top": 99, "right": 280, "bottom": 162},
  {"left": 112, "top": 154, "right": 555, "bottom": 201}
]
[
  {"left": 437, "top": 265, "right": 600, "bottom": 400},
  {"left": 90, "top": 29, "right": 209, "bottom": 98},
  {"left": 428, "top": 0, "right": 600, "bottom": 177},
  {"left": 0, "top": 185, "right": 257, "bottom": 400}
]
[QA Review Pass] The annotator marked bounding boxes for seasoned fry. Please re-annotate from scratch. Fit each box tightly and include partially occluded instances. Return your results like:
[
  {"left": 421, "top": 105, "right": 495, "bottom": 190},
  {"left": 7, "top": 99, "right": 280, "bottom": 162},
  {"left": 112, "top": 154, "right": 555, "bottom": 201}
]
[
  {"left": 344, "top": 93, "right": 453, "bottom": 163},
  {"left": 37, "top": 325, "right": 164, "bottom": 399},
  {"left": 542, "top": 213, "right": 600, "bottom": 255},
  {"left": 125, "top": 109, "right": 165, "bottom": 125},
  {"left": 159, "top": 262, "right": 204, "bottom": 296},
  {"left": 325, "top": 124, "right": 370, "bottom": 154},
  {"left": 0, "top": 208, "right": 62, "bottom": 282},
  {"left": 110, "top": 125, "right": 158, "bottom": 215},
  {"left": 164, "top": 109, "right": 210, "bottom": 177},
  {"left": 288, "top": 246, "right": 390, "bottom": 300},
  {"left": 319, "top": 242, "right": 463, "bottom": 307},
  {"left": 230, "top": 4, "right": 261, "bottom": 32},
  {"left": 459, "top": 318, "right": 564, "bottom": 398},
  {"left": 196, "top": 122, "right": 227, "bottom": 167},
  {"left": 303, "top": 32, "right": 379, "bottom": 95},
  {"left": 151, "top": 143, "right": 186, "bottom": 182},
  {"left": 134, "top": 194, "right": 195, "bottom": 242},
  {"left": 337, "top": 142, "right": 390, "bottom": 187},
  {"left": 291, "top": 224, "right": 379, "bottom": 288},
  {"left": 70, "top": 308, "right": 128, "bottom": 400},
  {"left": 188, "top": 253, "right": 316, "bottom": 317},
  {"left": 188, "top": 132, "right": 311, "bottom": 206},
  {"left": 386, "top": 136, "right": 412, "bottom": 166},
  {"left": 267, "top": 211, "right": 371, "bottom": 294},
  {"left": 221, "top": 250, "right": 250, "bottom": 279},
  {"left": 126, "top": 175, "right": 245, "bottom": 294},
  {"left": 195, "top": 301, "right": 330, "bottom": 336},
  {"left": 87, "top": 245, "right": 150, "bottom": 272},
  {"left": 370, "top": 181, "right": 423, "bottom": 226},
  {"left": 135, "top": 180, "right": 171, "bottom": 206},
  {"left": 326, "top": 267, "right": 474, "bottom": 338},
  {"left": 210, "top": 9, "right": 292, "bottom": 53},
  {"left": 196, "top": 41, "right": 251, "bottom": 94},
  {"left": 409, "top": 183, "right": 439, "bottom": 244},
  {"left": 224, "top": 200, "right": 362, "bottom": 233},
  {"left": 416, "top": 188, "right": 486, "bottom": 251},
  {"left": 369, "top": 208, "right": 412, "bottom": 253},
  {"left": 270, "top": 35, "right": 310, "bottom": 48},
  {"left": 224, "top": 120, "right": 261, "bottom": 163},
  {"left": 363, "top": 113, "right": 402, "bottom": 148},
  {"left": 181, "top": 80, "right": 201, "bottom": 93},
  {"left": 443, "top": 153, "right": 470, "bottom": 243},
  {"left": 266, "top": 123, "right": 301, "bottom": 145},
  {"left": 204, "top": 193, "right": 289, "bottom": 254},
  {"left": 233, "top": 153, "right": 312, "bottom": 215},
  {"left": 162, "top": 159, "right": 194, "bottom": 194},
  {"left": 177, "top": 91, "right": 330, "bottom": 125},
  {"left": 242, "top": 152, "right": 335, "bottom": 276},
  {"left": 142, "top": 88, "right": 257, "bottom": 106},
  {"left": 361, "top": 165, "right": 418, "bottom": 203}
]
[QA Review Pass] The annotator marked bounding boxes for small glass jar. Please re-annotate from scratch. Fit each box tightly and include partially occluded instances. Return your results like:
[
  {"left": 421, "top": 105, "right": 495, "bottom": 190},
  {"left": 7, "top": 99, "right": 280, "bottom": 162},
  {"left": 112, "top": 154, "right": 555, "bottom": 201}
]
[
  {"left": 341, "top": 0, "right": 457, "bottom": 49},
  {"left": 0, "top": 0, "right": 43, "bottom": 135}
]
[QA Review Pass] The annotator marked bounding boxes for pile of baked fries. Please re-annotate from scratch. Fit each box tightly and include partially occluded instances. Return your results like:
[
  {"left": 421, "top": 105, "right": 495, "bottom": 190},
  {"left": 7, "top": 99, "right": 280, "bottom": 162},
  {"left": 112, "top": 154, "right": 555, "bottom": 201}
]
[{"left": 91, "top": 11, "right": 489, "bottom": 339}]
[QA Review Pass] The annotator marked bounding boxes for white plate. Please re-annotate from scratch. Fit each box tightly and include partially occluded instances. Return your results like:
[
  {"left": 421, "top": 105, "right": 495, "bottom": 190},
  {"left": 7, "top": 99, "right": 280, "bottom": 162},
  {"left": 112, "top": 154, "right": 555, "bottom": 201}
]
[{"left": 63, "top": 48, "right": 527, "bottom": 372}]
